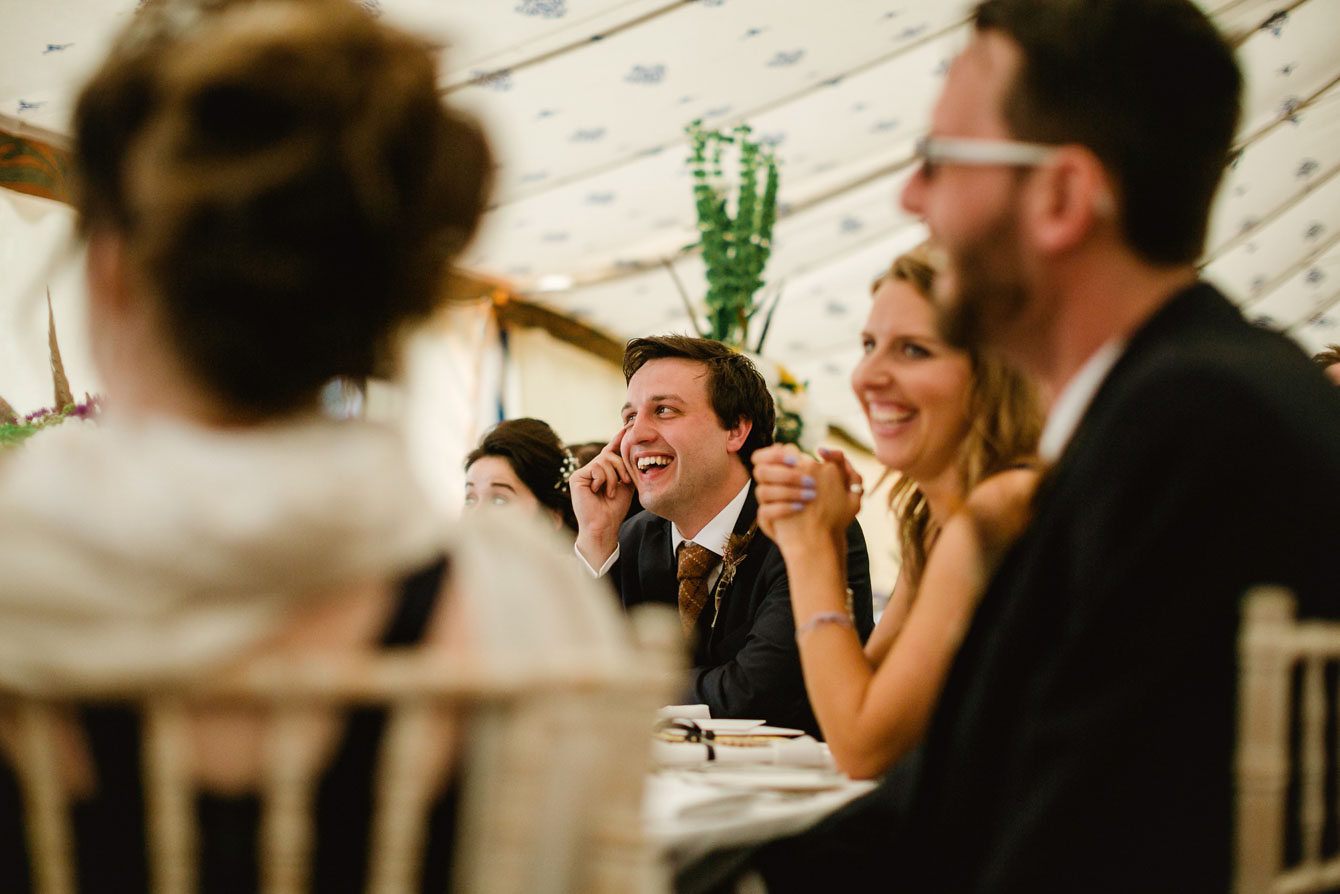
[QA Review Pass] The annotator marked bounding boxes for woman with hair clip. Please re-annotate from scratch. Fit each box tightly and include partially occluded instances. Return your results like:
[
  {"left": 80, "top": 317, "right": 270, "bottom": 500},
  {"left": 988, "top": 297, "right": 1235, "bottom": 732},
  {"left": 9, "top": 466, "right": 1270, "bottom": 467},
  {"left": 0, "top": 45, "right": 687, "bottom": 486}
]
[
  {"left": 751, "top": 243, "right": 1044, "bottom": 780},
  {"left": 0, "top": 0, "right": 628, "bottom": 889},
  {"left": 464, "top": 417, "right": 579, "bottom": 533}
]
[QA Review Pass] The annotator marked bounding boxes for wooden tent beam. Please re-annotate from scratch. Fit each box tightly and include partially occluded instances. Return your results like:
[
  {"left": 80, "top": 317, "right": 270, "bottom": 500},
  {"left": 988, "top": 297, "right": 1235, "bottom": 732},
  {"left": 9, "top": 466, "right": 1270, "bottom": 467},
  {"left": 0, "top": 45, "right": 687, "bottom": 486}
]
[
  {"left": 0, "top": 129, "right": 625, "bottom": 371},
  {"left": 0, "top": 126, "right": 70, "bottom": 203}
]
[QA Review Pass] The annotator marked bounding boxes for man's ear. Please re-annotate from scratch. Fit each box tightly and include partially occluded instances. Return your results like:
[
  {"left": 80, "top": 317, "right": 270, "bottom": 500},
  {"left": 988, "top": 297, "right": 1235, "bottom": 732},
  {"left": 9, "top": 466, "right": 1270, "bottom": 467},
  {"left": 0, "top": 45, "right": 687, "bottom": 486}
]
[
  {"left": 725, "top": 417, "right": 753, "bottom": 454},
  {"left": 1025, "top": 145, "right": 1115, "bottom": 255}
]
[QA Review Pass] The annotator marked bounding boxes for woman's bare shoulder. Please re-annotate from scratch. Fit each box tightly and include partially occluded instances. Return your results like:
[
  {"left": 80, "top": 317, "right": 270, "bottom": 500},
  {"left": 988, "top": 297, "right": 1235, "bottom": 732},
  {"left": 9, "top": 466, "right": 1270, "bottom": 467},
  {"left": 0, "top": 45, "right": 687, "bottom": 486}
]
[{"left": 962, "top": 466, "right": 1040, "bottom": 535}]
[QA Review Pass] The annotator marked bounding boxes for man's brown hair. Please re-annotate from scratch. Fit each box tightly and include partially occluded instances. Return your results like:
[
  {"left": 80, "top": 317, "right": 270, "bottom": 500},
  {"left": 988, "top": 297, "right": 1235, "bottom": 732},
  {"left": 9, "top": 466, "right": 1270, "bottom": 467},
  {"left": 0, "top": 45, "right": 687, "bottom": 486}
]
[
  {"left": 973, "top": 0, "right": 1241, "bottom": 265},
  {"left": 622, "top": 335, "right": 775, "bottom": 469}
]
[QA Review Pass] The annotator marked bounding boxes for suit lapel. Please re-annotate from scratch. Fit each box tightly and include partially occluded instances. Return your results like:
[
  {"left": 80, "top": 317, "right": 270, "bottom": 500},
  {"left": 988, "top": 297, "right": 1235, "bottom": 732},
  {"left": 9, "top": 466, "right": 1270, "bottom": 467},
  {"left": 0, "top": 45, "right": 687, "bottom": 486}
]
[{"left": 640, "top": 515, "right": 678, "bottom": 607}]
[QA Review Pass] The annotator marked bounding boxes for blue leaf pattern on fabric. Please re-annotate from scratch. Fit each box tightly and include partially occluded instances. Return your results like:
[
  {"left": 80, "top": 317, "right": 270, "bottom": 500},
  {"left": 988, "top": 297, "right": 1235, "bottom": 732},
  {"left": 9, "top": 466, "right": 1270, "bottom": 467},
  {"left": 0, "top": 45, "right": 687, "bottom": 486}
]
[
  {"left": 625, "top": 64, "right": 666, "bottom": 84},
  {"left": 471, "top": 69, "right": 514, "bottom": 91},
  {"left": 42, "top": 43, "right": 73, "bottom": 54},
  {"left": 766, "top": 50, "right": 805, "bottom": 67},
  {"left": 515, "top": 0, "right": 567, "bottom": 18},
  {"left": 571, "top": 128, "right": 606, "bottom": 142}
]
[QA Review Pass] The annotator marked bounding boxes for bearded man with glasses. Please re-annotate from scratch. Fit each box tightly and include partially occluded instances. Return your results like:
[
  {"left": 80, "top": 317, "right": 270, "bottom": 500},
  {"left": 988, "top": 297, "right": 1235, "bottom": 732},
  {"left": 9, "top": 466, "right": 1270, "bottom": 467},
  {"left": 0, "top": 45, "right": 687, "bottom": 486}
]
[{"left": 742, "top": 2, "right": 1340, "bottom": 892}]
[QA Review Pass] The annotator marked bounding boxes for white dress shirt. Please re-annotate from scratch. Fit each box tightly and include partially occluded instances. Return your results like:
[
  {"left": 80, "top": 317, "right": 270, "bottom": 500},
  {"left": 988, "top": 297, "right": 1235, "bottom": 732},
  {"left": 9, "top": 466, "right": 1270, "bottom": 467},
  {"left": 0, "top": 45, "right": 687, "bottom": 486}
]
[
  {"left": 578, "top": 480, "right": 752, "bottom": 592},
  {"left": 1038, "top": 339, "right": 1126, "bottom": 463}
]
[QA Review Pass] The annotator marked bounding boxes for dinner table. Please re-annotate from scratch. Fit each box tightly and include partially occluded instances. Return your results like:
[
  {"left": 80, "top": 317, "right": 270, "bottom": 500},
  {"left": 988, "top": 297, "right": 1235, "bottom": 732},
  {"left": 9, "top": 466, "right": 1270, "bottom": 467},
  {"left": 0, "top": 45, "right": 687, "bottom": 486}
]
[{"left": 642, "top": 711, "right": 879, "bottom": 872}]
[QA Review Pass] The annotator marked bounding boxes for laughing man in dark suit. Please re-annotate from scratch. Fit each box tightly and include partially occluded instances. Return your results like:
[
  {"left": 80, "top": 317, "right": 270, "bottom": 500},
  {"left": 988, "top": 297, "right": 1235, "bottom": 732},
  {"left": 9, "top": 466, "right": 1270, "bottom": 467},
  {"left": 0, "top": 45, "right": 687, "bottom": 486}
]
[{"left": 571, "top": 336, "right": 873, "bottom": 736}]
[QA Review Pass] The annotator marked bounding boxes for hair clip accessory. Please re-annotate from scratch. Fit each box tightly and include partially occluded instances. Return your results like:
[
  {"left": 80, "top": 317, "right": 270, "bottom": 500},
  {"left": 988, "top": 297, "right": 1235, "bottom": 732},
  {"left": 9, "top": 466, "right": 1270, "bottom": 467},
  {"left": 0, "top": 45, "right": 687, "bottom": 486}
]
[{"left": 555, "top": 449, "right": 578, "bottom": 494}]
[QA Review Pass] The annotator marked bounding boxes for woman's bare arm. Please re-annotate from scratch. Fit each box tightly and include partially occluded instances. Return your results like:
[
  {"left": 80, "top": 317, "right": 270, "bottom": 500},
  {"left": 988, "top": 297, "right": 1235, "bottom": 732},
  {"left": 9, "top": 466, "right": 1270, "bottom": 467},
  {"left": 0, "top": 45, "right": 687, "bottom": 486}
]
[{"left": 759, "top": 463, "right": 1038, "bottom": 779}]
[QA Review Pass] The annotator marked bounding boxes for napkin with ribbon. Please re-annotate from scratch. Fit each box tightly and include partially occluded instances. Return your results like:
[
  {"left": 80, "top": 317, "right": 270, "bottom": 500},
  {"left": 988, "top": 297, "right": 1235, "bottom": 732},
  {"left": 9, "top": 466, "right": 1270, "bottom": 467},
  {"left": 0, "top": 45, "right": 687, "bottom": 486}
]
[{"left": 652, "top": 733, "right": 832, "bottom": 769}]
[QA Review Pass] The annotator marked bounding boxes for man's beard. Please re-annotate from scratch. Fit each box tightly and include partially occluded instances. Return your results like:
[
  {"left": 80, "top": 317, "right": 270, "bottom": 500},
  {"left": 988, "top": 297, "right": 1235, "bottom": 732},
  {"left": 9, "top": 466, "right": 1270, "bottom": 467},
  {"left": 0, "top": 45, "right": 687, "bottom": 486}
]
[{"left": 935, "top": 212, "right": 1030, "bottom": 354}]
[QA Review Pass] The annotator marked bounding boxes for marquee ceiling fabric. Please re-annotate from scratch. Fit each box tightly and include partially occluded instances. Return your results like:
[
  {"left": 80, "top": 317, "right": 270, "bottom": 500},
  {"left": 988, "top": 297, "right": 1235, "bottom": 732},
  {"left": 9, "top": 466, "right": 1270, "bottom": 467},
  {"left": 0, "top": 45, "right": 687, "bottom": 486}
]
[{"left": 2, "top": 0, "right": 1336, "bottom": 445}]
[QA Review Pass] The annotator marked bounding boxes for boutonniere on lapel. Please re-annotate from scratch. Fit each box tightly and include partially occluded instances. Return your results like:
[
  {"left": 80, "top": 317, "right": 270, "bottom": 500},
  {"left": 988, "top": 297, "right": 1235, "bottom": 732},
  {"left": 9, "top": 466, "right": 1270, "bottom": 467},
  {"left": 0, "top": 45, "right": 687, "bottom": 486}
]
[{"left": 712, "top": 521, "right": 758, "bottom": 627}]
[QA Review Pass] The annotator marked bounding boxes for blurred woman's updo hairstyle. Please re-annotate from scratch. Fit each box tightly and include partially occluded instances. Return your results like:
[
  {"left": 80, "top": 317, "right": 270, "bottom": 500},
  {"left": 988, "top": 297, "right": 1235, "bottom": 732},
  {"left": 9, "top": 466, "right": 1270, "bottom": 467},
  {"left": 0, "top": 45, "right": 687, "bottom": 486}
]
[
  {"left": 72, "top": 0, "right": 493, "bottom": 416},
  {"left": 465, "top": 418, "right": 580, "bottom": 532}
]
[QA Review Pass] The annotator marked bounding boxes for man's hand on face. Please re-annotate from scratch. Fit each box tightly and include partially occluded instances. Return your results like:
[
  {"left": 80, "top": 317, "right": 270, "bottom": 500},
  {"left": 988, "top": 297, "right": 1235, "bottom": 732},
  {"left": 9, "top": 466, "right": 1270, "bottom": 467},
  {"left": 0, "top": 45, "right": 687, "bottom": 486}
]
[{"left": 571, "top": 425, "right": 635, "bottom": 568}]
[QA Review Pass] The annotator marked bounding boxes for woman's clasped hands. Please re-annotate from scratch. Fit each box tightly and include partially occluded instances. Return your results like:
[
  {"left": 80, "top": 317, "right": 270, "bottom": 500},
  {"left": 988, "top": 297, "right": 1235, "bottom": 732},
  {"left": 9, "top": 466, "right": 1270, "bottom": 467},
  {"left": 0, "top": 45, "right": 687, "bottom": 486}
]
[{"left": 752, "top": 444, "right": 863, "bottom": 550}]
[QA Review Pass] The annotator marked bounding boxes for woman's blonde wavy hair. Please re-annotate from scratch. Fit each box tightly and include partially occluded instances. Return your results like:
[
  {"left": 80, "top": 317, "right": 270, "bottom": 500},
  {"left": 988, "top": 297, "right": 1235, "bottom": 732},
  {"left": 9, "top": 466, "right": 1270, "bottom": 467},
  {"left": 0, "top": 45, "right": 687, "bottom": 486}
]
[{"left": 875, "top": 244, "right": 1044, "bottom": 590}]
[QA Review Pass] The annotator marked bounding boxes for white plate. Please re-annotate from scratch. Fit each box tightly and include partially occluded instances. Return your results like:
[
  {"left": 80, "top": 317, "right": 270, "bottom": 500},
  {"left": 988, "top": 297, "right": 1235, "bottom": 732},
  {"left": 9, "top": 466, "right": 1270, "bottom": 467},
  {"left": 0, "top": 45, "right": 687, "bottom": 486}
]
[
  {"left": 693, "top": 719, "right": 766, "bottom": 732},
  {"left": 741, "top": 725, "right": 806, "bottom": 737}
]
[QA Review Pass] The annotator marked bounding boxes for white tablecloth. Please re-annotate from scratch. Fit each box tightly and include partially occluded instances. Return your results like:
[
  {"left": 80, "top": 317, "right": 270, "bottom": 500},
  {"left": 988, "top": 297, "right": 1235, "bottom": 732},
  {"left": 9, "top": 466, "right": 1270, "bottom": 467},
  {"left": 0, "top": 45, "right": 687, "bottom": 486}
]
[{"left": 644, "top": 761, "right": 878, "bottom": 867}]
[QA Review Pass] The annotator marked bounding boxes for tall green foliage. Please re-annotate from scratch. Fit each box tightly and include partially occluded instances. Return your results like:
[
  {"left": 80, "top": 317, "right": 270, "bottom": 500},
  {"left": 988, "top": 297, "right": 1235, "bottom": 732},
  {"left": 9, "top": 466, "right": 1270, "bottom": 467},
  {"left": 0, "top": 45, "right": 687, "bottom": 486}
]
[{"left": 686, "top": 120, "right": 779, "bottom": 348}]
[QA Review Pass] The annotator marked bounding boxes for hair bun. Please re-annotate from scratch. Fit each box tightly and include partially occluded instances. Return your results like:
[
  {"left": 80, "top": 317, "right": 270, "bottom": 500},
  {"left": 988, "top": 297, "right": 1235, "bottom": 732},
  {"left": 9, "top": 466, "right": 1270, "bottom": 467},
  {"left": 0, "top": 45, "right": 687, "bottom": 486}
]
[{"left": 74, "top": 0, "right": 494, "bottom": 415}]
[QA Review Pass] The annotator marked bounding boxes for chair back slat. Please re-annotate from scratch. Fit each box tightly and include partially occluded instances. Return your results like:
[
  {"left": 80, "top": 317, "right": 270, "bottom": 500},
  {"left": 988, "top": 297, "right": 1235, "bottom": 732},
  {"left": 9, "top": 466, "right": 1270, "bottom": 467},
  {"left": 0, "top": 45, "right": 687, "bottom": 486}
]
[
  {"left": 367, "top": 702, "right": 435, "bottom": 894},
  {"left": 259, "top": 703, "right": 321, "bottom": 894},
  {"left": 1237, "top": 586, "right": 1340, "bottom": 894},
  {"left": 142, "top": 699, "right": 197, "bottom": 894},
  {"left": 1300, "top": 658, "right": 1327, "bottom": 867},
  {"left": 15, "top": 701, "right": 75, "bottom": 894}
]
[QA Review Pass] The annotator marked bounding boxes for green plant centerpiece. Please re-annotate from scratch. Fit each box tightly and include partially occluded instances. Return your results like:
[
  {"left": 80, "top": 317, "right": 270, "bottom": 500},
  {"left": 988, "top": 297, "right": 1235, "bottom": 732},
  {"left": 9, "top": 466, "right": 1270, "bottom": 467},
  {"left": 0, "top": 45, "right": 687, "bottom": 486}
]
[
  {"left": 678, "top": 119, "right": 818, "bottom": 450},
  {"left": 686, "top": 119, "right": 779, "bottom": 347}
]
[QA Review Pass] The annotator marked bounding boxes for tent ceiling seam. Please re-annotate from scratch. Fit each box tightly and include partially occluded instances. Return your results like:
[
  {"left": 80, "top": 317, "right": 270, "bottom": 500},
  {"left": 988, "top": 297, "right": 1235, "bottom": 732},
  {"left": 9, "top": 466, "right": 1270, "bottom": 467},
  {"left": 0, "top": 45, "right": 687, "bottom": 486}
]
[
  {"left": 490, "top": 15, "right": 971, "bottom": 209},
  {"left": 1204, "top": 160, "right": 1339, "bottom": 264},
  {"left": 440, "top": 0, "right": 689, "bottom": 93},
  {"left": 1239, "top": 226, "right": 1340, "bottom": 314},
  {"left": 1231, "top": 72, "right": 1340, "bottom": 154},
  {"left": 519, "top": 156, "right": 920, "bottom": 295},
  {"left": 1223, "top": 0, "right": 1313, "bottom": 47}
]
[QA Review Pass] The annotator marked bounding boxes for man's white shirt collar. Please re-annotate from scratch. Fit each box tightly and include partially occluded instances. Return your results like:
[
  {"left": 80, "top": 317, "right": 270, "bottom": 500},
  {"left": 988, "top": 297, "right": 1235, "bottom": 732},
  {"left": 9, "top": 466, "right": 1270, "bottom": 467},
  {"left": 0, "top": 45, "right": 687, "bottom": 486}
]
[
  {"left": 670, "top": 479, "right": 752, "bottom": 558},
  {"left": 577, "top": 479, "right": 752, "bottom": 578},
  {"left": 1038, "top": 339, "right": 1126, "bottom": 463}
]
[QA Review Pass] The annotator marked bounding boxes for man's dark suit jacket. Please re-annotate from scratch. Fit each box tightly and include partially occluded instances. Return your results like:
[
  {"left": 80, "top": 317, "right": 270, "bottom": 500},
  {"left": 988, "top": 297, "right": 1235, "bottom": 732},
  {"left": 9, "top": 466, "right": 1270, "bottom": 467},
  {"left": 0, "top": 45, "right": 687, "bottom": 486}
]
[
  {"left": 882, "top": 282, "right": 1340, "bottom": 891},
  {"left": 613, "top": 484, "right": 874, "bottom": 737}
]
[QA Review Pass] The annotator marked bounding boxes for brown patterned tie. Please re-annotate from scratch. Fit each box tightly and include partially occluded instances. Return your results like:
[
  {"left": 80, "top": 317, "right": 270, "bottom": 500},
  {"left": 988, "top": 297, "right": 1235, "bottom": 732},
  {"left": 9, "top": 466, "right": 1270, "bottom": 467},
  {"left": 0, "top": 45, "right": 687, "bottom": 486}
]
[{"left": 676, "top": 541, "right": 717, "bottom": 637}]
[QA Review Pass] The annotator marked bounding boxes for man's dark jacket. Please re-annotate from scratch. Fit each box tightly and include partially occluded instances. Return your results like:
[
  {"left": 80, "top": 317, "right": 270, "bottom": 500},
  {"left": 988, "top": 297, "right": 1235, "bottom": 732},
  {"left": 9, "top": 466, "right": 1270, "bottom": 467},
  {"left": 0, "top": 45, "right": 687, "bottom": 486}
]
[
  {"left": 613, "top": 484, "right": 874, "bottom": 737},
  {"left": 888, "top": 283, "right": 1340, "bottom": 891}
]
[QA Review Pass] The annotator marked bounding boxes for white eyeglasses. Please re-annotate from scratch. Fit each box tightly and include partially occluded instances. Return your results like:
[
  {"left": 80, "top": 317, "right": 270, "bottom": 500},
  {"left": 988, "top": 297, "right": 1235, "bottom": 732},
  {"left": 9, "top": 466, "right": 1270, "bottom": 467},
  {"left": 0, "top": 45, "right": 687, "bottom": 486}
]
[{"left": 913, "top": 135, "right": 1059, "bottom": 177}]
